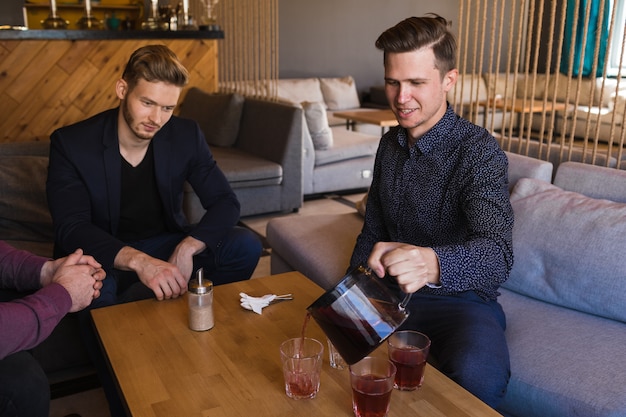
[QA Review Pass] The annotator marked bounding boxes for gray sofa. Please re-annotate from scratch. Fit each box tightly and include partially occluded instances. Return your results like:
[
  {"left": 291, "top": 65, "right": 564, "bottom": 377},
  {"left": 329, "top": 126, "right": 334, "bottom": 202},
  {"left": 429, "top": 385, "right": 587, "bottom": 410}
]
[
  {"left": 221, "top": 76, "right": 382, "bottom": 196},
  {"left": 277, "top": 77, "right": 381, "bottom": 195},
  {"left": 178, "top": 89, "right": 303, "bottom": 217},
  {"left": 266, "top": 152, "right": 626, "bottom": 417},
  {"left": 451, "top": 72, "right": 625, "bottom": 145}
]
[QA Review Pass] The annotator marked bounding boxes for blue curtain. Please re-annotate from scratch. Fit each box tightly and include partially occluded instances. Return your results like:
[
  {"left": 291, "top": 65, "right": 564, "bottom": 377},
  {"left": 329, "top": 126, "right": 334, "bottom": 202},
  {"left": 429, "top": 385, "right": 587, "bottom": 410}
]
[{"left": 560, "top": 0, "right": 610, "bottom": 77}]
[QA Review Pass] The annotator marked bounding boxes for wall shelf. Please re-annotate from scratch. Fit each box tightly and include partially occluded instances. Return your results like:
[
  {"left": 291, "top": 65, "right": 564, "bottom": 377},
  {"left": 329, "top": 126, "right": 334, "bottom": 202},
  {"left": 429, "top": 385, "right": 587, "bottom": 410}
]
[
  {"left": 24, "top": 3, "right": 142, "bottom": 11},
  {"left": 0, "top": 29, "right": 224, "bottom": 40},
  {"left": 24, "top": 2, "right": 144, "bottom": 30}
]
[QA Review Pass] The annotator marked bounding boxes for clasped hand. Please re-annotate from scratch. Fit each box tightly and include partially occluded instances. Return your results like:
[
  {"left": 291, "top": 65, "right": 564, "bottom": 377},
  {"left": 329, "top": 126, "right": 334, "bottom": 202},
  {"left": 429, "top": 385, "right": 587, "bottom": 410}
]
[
  {"left": 368, "top": 242, "right": 441, "bottom": 294},
  {"left": 43, "top": 248, "right": 107, "bottom": 312}
]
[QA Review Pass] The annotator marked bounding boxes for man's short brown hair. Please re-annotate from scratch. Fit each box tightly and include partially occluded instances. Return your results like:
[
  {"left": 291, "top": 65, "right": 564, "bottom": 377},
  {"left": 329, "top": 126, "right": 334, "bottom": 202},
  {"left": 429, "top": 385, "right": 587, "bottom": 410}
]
[
  {"left": 121, "top": 44, "right": 189, "bottom": 91},
  {"left": 375, "top": 14, "right": 457, "bottom": 77}
]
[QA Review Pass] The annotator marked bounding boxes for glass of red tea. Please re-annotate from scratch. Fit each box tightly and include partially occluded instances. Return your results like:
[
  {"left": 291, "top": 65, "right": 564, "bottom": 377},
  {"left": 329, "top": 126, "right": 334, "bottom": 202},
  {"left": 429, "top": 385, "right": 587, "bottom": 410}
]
[
  {"left": 387, "top": 331, "right": 430, "bottom": 391},
  {"left": 279, "top": 337, "right": 324, "bottom": 399},
  {"left": 349, "top": 356, "right": 396, "bottom": 417}
]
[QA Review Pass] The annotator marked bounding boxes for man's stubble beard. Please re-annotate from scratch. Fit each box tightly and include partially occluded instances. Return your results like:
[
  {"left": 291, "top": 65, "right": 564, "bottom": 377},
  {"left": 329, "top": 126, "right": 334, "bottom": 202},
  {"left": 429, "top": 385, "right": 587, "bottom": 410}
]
[{"left": 121, "top": 99, "right": 156, "bottom": 141}]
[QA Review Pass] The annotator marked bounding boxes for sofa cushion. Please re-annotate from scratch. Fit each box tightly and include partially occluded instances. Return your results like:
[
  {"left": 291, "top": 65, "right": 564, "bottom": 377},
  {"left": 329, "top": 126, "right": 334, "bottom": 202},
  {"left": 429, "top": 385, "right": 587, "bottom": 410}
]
[
  {"left": 277, "top": 78, "right": 325, "bottom": 105},
  {"left": 497, "top": 136, "right": 617, "bottom": 171},
  {"left": 504, "top": 178, "right": 626, "bottom": 322},
  {"left": 210, "top": 147, "right": 282, "bottom": 187},
  {"left": 448, "top": 73, "right": 488, "bottom": 104},
  {"left": 498, "top": 288, "right": 626, "bottom": 417},
  {"left": 610, "top": 91, "right": 626, "bottom": 115},
  {"left": 302, "top": 101, "right": 333, "bottom": 150},
  {"left": 178, "top": 88, "right": 244, "bottom": 148},
  {"left": 553, "top": 161, "right": 626, "bottom": 203},
  {"left": 483, "top": 72, "right": 519, "bottom": 100},
  {"left": 315, "top": 128, "right": 379, "bottom": 167},
  {"left": 504, "top": 151, "right": 553, "bottom": 191},
  {"left": 0, "top": 156, "right": 53, "bottom": 244},
  {"left": 319, "top": 76, "right": 361, "bottom": 110},
  {"left": 547, "top": 74, "right": 605, "bottom": 107}
]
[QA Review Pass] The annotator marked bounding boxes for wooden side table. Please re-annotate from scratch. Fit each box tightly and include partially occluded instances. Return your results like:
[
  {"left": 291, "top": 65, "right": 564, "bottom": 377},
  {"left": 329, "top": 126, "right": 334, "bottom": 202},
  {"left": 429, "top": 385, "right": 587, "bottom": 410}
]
[{"left": 333, "top": 109, "right": 398, "bottom": 135}]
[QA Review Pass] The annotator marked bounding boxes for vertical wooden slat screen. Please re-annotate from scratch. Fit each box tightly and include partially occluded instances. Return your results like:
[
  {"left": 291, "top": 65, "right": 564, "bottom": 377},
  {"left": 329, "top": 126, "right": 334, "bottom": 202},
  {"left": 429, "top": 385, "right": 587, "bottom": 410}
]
[
  {"left": 197, "top": 0, "right": 279, "bottom": 99},
  {"left": 454, "top": 0, "right": 625, "bottom": 170}
]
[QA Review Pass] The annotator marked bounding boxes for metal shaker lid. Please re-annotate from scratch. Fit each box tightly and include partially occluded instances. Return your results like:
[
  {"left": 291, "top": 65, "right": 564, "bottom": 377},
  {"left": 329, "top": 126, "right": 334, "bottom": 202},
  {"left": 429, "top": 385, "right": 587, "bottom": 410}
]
[{"left": 188, "top": 268, "right": 213, "bottom": 294}]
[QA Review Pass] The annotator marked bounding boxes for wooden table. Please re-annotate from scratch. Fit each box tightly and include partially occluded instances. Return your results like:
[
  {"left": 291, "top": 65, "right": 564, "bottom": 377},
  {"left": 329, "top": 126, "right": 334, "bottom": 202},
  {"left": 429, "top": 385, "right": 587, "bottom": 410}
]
[
  {"left": 333, "top": 109, "right": 398, "bottom": 135},
  {"left": 479, "top": 97, "right": 569, "bottom": 114},
  {"left": 478, "top": 98, "right": 569, "bottom": 136},
  {"left": 92, "top": 272, "right": 501, "bottom": 417}
]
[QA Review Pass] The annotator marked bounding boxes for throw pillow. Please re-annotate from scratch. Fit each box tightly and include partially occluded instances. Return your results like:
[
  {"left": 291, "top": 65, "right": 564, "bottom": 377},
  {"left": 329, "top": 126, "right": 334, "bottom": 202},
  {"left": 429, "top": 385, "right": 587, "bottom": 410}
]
[
  {"left": 503, "top": 177, "right": 626, "bottom": 323},
  {"left": 178, "top": 88, "right": 244, "bottom": 147},
  {"left": 302, "top": 101, "right": 333, "bottom": 150},
  {"left": 319, "top": 76, "right": 361, "bottom": 110},
  {"left": 277, "top": 78, "right": 325, "bottom": 105}
]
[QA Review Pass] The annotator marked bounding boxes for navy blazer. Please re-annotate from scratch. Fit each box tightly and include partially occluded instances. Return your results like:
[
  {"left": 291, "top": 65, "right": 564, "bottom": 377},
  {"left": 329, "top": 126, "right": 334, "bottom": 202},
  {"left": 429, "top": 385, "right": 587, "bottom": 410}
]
[{"left": 46, "top": 108, "right": 240, "bottom": 271}]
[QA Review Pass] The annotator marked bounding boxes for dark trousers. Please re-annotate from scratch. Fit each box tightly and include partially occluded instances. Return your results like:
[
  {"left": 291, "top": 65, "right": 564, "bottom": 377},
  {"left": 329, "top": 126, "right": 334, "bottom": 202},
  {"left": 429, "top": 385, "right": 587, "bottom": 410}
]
[
  {"left": 400, "top": 291, "right": 510, "bottom": 409},
  {"left": 0, "top": 351, "right": 49, "bottom": 417},
  {"left": 79, "top": 226, "right": 262, "bottom": 417}
]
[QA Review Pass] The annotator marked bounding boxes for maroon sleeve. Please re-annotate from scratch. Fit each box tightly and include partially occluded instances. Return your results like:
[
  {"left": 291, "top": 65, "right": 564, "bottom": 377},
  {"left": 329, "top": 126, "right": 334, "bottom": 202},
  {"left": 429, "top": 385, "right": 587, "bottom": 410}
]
[
  {"left": 0, "top": 241, "right": 72, "bottom": 359},
  {"left": 0, "top": 241, "right": 48, "bottom": 291},
  {"left": 0, "top": 283, "right": 72, "bottom": 359}
]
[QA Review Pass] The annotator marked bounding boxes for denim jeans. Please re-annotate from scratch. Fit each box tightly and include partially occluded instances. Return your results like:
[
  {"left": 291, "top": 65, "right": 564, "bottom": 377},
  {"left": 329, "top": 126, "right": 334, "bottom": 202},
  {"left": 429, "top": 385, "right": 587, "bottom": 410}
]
[
  {"left": 95, "top": 226, "right": 263, "bottom": 307},
  {"left": 400, "top": 291, "right": 510, "bottom": 408},
  {"left": 79, "top": 226, "right": 262, "bottom": 417},
  {"left": 0, "top": 351, "right": 49, "bottom": 417}
]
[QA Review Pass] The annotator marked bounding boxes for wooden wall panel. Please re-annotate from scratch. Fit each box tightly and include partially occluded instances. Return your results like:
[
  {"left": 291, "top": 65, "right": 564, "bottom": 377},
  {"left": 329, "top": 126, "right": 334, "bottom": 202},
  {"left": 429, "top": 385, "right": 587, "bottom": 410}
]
[{"left": 0, "top": 38, "right": 218, "bottom": 143}]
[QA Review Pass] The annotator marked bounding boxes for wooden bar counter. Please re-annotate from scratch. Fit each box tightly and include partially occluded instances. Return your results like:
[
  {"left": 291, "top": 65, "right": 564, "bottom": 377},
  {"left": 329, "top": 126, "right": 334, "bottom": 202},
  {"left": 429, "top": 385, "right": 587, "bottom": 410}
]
[{"left": 0, "top": 29, "right": 222, "bottom": 143}]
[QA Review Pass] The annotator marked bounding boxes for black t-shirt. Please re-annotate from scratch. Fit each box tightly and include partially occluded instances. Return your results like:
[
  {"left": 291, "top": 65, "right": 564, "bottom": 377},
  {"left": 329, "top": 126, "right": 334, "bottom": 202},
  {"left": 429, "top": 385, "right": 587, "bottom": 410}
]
[{"left": 117, "top": 143, "right": 167, "bottom": 241}]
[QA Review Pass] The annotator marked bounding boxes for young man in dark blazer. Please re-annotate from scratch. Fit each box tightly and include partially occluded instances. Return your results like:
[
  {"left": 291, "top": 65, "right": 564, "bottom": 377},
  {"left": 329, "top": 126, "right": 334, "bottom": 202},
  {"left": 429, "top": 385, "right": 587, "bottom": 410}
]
[{"left": 46, "top": 44, "right": 262, "bottom": 416}]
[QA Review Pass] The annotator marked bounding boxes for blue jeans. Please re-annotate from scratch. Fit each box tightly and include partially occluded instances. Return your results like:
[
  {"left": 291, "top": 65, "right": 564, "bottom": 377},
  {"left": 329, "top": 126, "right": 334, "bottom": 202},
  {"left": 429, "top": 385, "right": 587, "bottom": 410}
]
[
  {"left": 400, "top": 291, "right": 510, "bottom": 408},
  {"left": 95, "top": 226, "right": 262, "bottom": 307},
  {"left": 79, "top": 226, "right": 262, "bottom": 417},
  {"left": 0, "top": 351, "right": 49, "bottom": 417}
]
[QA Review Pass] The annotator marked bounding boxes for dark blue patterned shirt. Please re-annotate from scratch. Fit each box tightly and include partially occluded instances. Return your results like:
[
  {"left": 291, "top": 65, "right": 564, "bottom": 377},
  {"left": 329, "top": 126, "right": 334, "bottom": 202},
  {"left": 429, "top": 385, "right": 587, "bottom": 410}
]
[{"left": 350, "top": 105, "right": 514, "bottom": 301}]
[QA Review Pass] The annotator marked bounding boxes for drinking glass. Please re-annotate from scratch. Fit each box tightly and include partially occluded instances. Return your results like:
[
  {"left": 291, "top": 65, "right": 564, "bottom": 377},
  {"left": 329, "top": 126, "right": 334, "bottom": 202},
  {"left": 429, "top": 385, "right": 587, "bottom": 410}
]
[
  {"left": 327, "top": 338, "right": 347, "bottom": 370},
  {"left": 387, "top": 330, "right": 430, "bottom": 391},
  {"left": 349, "top": 356, "right": 396, "bottom": 417},
  {"left": 279, "top": 337, "right": 324, "bottom": 399}
]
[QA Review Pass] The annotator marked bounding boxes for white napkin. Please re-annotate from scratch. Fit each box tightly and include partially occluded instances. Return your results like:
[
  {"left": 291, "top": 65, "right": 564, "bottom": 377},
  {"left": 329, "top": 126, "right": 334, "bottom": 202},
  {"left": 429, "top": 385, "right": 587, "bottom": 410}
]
[{"left": 239, "top": 292, "right": 292, "bottom": 314}]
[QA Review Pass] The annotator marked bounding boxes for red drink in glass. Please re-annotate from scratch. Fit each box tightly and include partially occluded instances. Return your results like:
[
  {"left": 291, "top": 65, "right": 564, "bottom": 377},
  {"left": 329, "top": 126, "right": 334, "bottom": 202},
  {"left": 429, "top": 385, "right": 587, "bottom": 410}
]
[
  {"left": 349, "top": 357, "right": 396, "bottom": 417},
  {"left": 387, "top": 331, "right": 430, "bottom": 391},
  {"left": 280, "top": 337, "right": 324, "bottom": 400},
  {"left": 352, "top": 374, "right": 393, "bottom": 417},
  {"left": 284, "top": 369, "right": 319, "bottom": 399},
  {"left": 389, "top": 348, "right": 427, "bottom": 390}
]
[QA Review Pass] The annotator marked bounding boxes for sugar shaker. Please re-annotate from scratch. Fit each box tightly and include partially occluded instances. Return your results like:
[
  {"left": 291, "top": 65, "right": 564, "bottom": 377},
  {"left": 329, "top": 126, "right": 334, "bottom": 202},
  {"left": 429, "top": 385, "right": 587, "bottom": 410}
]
[{"left": 188, "top": 268, "right": 214, "bottom": 331}]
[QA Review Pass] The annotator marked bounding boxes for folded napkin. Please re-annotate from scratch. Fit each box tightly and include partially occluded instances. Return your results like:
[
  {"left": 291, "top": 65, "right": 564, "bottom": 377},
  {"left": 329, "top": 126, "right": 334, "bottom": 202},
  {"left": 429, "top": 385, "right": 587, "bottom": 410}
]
[{"left": 239, "top": 292, "right": 293, "bottom": 314}]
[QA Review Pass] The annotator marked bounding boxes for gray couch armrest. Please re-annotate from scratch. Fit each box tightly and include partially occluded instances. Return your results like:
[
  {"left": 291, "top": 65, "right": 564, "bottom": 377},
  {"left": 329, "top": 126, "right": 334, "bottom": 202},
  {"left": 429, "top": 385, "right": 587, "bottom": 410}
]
[
  {"left": 236, "top": 98, "right": 304, "bottom": 212},
  {"left": 300, "top": 112, "right": 316, "bottom": 195}
]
